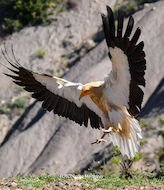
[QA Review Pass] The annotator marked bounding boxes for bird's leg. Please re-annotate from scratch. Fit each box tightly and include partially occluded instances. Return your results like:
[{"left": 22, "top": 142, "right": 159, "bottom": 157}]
[
  {"left": 91, "top": 133, "right": 107, "bottom": 144},
  {"left": 101, "top": 117, "right": 116, "bottom": 135},
  {"left": 102, "top": 127, "right": 113, "bottom": 133},
  {"left": 92, "top": 127, "right": 114, "bottom": 144},
  {"left": 91, "top": 119, "right": 114, "bottom": 144}
]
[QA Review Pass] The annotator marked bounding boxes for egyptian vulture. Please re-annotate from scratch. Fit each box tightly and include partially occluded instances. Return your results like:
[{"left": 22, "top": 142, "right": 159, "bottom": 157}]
[{"left": 1, "top": 6, "right": 146, "bottom": 159}]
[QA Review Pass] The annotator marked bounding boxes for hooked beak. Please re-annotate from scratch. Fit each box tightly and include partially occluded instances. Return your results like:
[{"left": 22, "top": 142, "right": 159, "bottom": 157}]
[
  {"left": 79, "top": 90, "right": 89, "bottom": 101},
  {"left": 79, "top": 92, "right": 84, "bottom": 101}
]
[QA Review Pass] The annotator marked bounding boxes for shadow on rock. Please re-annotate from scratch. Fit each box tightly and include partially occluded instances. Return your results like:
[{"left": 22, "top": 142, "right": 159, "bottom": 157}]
[{"left": 0, "top": 101, "right": 46, "bottom": 147}]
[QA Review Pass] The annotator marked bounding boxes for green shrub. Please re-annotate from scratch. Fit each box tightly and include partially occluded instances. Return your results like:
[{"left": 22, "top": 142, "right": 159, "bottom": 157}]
[
  {"left": 35, "top": 48, "right": 47, "bottom": 58},
  {"left": 17, "top": 173, "right": 56, "bottom": 189},
  {"left": 156, "top": 115, "right": 164, "bottom": 126},
  {"left": 0, "top": 102, "right": 11, "bottom": 115},
  {"left": 159, "top": 163, "right": 164, "bottom": 176},
  {"left": 133, "top": 152, "right": 142, "bottom": 162},
  {"left": 101, "top": 165, "right": 111, "bottom": 176},
  {"left": 13, "top": 96, "right": 29, "bottom": 108},
  {"left": 125, "top": 1, "right": 138, "bottom": 13},
  {"left": 0, "top": 0, "right": 66, "bottom": 34},
  {"left": 157, "top": 149, "right": 164, "bottom": 176},
  {"left": 158, "top": 150, "right": 164, "bottom": 163},
  {"left": 140, "top": 118, "right": 154, "bottom": 129},
  {"left": 140, "top": 138, "right": 147, "bottom": 145},
  {"left": 0, "top": 96, "right": 30, "bottom": 117},
  {"left": 3, "top": 18, "right": 23, "bottom": 33},
  {"left": 158, "top": 130, "right": 164, "bottom": 138},
  {"left": 110, "top": 156, "right": 123, "bottom": 165},
  {"left": 113, "top": 0, "right": 156, "bottom": 18}
]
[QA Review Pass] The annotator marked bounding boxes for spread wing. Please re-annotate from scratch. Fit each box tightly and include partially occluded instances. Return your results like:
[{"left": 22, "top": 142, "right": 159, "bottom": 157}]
[
  {"left": 102, "top": 6, "right": 146, "bottom": 116},
  {"left": 1, "top": 48, "right": 102, "bottom": 129}
]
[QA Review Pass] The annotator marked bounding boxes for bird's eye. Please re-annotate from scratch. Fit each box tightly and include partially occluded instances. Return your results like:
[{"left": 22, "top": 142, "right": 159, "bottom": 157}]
[{"left": 84, "top": 90, "right": 89, "bottom": 93}]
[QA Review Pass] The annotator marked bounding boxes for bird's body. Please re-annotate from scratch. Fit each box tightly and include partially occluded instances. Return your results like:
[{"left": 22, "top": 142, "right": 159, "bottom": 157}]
[
  {"left": 1, "top": 6, "right": 146, "bottom": 159},
  {"left": 80, "top": 72, "right": 142, "bottom": 158}
]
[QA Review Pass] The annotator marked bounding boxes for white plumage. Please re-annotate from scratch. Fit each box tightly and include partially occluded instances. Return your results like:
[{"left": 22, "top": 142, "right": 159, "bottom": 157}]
[{"left": 104, "top": 47, "right": 131, "bottom": 108}]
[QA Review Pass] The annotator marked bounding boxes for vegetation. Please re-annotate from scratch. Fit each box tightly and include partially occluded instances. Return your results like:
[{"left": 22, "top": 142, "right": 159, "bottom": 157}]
[
  {"left": 80, "top": 174, "right": 164, "bottom": 189},
  {"left": 157, "top": 125, "right": 164, "bottom": 177},
  {"left": 0, "top": 0, "right": 67, "bottom": 34},
  {"left": 110, "top": 156, "right": 123, "bottom": 165},
  {"left": 14, "top": 86, "right": 24, "bottom": 95},
  {"left": 16, "top": 173, "right": 59, "bottom": 189},
  {"left": 156, "top": 115, "right": 164, "bottom": 126},
  {"left": 114, "top": 0, "right": 159, "bottom": 17},
  {"left": 140, "top": 118, "right": 155, "bottom": 129},
  {"left": 140, "top": 138, "right": 147, "bottom": 145},
  {"left": 158, "top": 130, "right": 164, "bottom": 138},
  {"left": 46, "top": 68, "right": 54, "bottom": 75},
  {"left": 0, "top": 0, "right": 158, "bottom": 34},
  {"left": 0, "top": 116, "right": 7, "bottom": 132},
  {"left": 1, "top": 173, "right": 160, "bottom": 189},
  {"left": 125, "top": 1, "right": 138, "bottom": 14},
  {"left": 35, "top": 48, "right": 47, "bottom": 58},
  {"left": 0, "top": 96, "right": 30, "bottom": 118}
]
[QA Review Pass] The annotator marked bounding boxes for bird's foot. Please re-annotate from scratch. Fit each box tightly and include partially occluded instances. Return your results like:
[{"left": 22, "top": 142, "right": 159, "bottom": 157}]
[
  {"left": 102, "top": 127, "right": 113, "bottom": 134},
  {"left": 91, "top": 127, "right": 114, "bottom": 145},
  {"left": 91, "top": 138, "right": 107, "bottom": 144},
  {"left": 91, "top": 132, "right": 107, "bottom": 144}
]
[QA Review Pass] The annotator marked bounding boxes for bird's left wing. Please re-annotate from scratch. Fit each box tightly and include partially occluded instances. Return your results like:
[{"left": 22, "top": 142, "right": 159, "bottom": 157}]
[
  {"left": 102, "top": 6, "right": 146, "bottom": 116},
  {"left": 1, "top": 48, "right": 102, "bottom": 129}
]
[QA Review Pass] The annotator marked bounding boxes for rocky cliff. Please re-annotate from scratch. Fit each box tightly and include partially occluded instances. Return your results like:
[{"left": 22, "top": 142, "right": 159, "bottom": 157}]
[{"left": 0, "top": 0, "right": 163, "bottom": 178}]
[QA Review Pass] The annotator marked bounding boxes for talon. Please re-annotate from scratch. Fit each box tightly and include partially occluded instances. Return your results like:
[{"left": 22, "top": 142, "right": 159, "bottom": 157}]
[
  {"left": 91, "top": 138, "right": 107, "bottom": 144},
  {"left": 91, "top": 139, "right": 99, "bottom": 144},
  {"left": 91, "top": 130, "right": 109, "bottom": 145},
  {"left": 102, "top": 128, "right": 113, "bottom": 133},
  {"left": 97, "top": 138, "right": 107, "bottom": 143}
]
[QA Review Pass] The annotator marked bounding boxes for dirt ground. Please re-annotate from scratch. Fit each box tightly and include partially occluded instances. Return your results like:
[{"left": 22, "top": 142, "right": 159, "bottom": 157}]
[{"left": 0, "top": 178, "right": 164, "bottom": 190}]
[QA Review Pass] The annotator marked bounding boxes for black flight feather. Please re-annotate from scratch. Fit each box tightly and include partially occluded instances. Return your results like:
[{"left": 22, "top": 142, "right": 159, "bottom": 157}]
[{"left": 102, "top": 7, "right": 146, "bottom": 116}]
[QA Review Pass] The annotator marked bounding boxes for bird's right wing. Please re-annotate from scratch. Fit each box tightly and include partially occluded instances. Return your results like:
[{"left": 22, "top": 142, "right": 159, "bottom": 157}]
[
  {"left": 1, "top": 48, "right": 102, "bottom": 129},
  {"left": 101, "top": 6, "right": 146, "bottom": 116}
]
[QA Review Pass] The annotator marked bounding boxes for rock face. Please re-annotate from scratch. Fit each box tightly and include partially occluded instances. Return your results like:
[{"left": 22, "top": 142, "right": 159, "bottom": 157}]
[
  {"left": 0, "top": 0, "right": 164, "bottom": 178},
  {"left": 141, "top": 77, "right": 164, "bottom": 118}
]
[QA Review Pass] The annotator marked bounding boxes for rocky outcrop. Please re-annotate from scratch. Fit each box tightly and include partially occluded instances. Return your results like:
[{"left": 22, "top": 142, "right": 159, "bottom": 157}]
[{"left": 0, "top": 0, "right": 163, "bottom": 178}]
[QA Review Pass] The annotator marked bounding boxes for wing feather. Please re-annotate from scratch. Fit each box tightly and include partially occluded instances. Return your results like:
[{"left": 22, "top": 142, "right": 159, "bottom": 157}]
[
  {"left": 117, "top": 10, "right": 124, "bottom": 38},
  {"left": 107, "top": 6, "right": 115, "bottom": 41},
  {"left": 131, "top": 28, "right": 141, "bottom": 45},
  {"left": 124, "top": 16, "right": 134, "bottom": 38},
  {"left": 102, "top": 6, "right": 146, "bottom": 116},
  {"left": 2, "top": 49, "right": 102, "bottom": 129}
]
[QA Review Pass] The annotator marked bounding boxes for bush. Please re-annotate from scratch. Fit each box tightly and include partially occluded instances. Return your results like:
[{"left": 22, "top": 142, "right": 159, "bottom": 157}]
[
  {"left": 113, "top": 0, "right": 158, "bottom": 18},
  {"left": 35, "top": 48, "right": 47, "bottom": 58},
  {"left": 0, "top": 0, "right": 66, "bottom": 34},
  {"left": 13, "top": 96, "right": 29, "bottom": 108},
  {"left": 0, "top": 96, "right": 30, "bottom": 117}
]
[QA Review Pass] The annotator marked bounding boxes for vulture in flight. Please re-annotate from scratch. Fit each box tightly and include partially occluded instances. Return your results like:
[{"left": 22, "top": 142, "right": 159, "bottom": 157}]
[{"left": 1, "top": 6, "right": 146, "bottom": 159}]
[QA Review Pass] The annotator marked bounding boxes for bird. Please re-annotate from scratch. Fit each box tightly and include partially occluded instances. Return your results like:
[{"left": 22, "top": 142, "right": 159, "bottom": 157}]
[{"left": 1, "top": 6, "right": 146, "bottom": 159}]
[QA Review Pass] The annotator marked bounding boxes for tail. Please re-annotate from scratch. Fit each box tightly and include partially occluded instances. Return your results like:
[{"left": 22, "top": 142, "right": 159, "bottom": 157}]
[{"left": 109, "top": 114, "right": 142, "bottom": 159}]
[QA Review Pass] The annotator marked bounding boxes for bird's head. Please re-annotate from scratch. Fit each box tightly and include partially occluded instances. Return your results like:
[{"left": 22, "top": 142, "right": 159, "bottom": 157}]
[
  {"left": 79, "top": 85, "right": 92, "bottom": 100},
  {"left": 79, "top": 82, "right": 103, "bottom": 100}
]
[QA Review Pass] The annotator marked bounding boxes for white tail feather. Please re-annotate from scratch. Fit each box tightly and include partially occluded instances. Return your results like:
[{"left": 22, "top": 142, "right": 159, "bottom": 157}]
[{"left": 109, "top": 117, "right": 142, "bottom": 159}]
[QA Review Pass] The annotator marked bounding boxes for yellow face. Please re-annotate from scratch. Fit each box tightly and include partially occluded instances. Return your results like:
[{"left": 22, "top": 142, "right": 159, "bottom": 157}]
[
  {"left": 79, "top": 82, "right": 103, "bottom": 100},
  {"left": 79, "top": 87, "right": 92, "bottom": 100}
]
